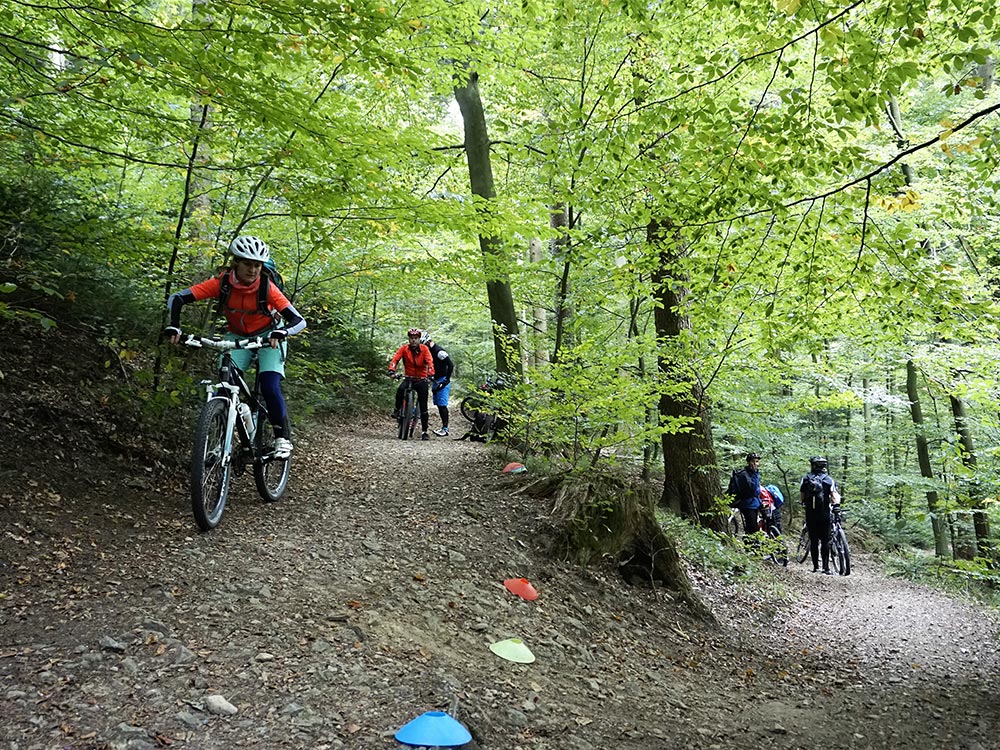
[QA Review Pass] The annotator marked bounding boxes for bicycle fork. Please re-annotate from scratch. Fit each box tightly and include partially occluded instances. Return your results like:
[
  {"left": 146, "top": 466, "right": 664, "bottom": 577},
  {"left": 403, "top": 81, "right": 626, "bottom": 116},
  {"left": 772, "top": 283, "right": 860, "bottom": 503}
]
[{"left": 201, "top": 381, "right": 245, "bottom": 467}]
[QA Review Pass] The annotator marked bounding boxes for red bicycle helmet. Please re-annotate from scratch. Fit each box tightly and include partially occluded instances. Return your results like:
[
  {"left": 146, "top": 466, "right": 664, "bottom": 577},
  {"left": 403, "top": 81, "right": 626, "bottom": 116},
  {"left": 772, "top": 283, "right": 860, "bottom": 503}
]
[{"left": 407, "top": 328, "right": 422, "bottom": 337}]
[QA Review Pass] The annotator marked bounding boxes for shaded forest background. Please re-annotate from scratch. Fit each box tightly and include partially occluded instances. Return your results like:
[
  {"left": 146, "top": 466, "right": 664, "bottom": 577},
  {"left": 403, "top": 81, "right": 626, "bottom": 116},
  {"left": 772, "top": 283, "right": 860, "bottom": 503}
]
[{"left": 3, "top": 0, "right": 1000, "bottom": 597}]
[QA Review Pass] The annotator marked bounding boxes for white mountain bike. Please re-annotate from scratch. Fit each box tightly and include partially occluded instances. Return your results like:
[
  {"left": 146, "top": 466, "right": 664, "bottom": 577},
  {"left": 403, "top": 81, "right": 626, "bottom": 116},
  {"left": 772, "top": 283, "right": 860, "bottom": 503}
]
[{"left": 181, "top": 335, "right": 291, "bottom": 530}]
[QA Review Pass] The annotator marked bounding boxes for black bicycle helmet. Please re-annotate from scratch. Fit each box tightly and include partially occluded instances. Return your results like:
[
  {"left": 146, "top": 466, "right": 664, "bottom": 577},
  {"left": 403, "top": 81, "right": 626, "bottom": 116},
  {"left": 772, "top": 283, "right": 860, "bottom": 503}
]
[
  {"left": 746, "top": 452, "right": 761, "bottom": 461},
  {"left": 810, "top": 456, "right": 828, "bottom": 472}
]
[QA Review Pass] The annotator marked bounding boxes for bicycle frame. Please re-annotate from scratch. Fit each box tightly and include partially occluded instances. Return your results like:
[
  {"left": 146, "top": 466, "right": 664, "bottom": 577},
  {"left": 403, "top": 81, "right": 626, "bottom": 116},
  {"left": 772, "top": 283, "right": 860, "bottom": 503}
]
[{"left": 187, "top": 336, "right": 264, "bottom": 454}]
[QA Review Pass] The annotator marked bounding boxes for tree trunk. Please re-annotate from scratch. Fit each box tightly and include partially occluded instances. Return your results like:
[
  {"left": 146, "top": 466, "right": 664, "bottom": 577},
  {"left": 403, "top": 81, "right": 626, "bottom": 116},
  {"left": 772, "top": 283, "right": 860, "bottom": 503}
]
[
  {"left": 906, "top": 360, "right": 949, "bottom": 557},
  {"left": 528, "top": 237, "right": 549, "bottom": 369},
  {"left": 950, "top": 395, "right": 990, "bottom": 558},
  {"left": 648, "top": 218, "right": 721, "bottom": 524},
  {"left": 551, "top": 203, "right": 573, "bottom": 363},
  {"left": 535, "top": 473, "right": 714, "bottom": 622},
  {"left": 863, "top": 377, "right": 874, "bottom": 501},
  {"left": 453, "top": 71, "right": 522, "bottom": 376}
]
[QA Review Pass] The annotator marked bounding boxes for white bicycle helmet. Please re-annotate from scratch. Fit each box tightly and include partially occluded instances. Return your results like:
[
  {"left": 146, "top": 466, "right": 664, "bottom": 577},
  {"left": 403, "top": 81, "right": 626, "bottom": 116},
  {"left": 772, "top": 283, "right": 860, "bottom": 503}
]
[
  {"left": 229, "top": 235, "right": 270, "bottom": 262},
  {"left": 420, "top": 331, "right": 431, "bottom": 344}
]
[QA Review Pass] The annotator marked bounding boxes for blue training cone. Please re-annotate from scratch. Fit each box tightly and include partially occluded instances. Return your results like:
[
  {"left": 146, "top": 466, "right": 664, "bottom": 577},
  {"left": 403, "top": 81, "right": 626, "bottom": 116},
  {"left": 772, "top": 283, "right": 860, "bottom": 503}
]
[{"left": 395, "top": 710, "right": 472, "bottom": 747}]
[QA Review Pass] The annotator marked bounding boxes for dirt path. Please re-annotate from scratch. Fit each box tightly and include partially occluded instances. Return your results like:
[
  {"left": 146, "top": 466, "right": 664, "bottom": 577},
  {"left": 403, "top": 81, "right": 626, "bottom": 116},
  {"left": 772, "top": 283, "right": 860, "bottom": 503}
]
[{"left": 1, "top": 416, "right": 998, "bottom": 750}]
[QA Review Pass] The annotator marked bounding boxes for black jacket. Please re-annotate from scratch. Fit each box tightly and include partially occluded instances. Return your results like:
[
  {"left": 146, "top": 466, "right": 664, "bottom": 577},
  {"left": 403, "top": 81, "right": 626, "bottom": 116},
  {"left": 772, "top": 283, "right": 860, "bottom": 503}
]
[{"left": 430, "top": 343, "right": 454, "bottom": 381}]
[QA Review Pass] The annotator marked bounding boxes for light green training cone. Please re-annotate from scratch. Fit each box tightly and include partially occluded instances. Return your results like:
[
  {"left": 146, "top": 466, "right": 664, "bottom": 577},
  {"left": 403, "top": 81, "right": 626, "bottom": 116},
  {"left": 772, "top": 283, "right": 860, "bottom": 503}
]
[{"left": 489, "top": 637, "right": 536, "bottom": 664}]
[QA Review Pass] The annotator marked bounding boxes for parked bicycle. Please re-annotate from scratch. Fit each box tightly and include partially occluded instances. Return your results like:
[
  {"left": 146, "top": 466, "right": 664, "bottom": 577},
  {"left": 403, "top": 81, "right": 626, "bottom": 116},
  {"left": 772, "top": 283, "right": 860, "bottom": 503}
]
[
  {"left": 794, "top": 505, "right": 851, "bottom": 575},
  {"left": 182, "top": 335, "right": 291, "bottom": 530},
  {"left": 727, "top": 495, "right": 787, "bottom": 566},
  {"left": 459, "top": 374, "right": 509, "bottom": 442},
  {"left": 392, "top": 374, "right": 422, "bottom": 440}
]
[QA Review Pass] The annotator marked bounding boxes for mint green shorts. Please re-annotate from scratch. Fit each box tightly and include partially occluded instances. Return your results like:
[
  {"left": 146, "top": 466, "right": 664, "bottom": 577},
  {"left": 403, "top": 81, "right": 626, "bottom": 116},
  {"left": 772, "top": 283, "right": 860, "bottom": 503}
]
[{"left": 224, "top": 334, "right": 286, "bottom": 377}]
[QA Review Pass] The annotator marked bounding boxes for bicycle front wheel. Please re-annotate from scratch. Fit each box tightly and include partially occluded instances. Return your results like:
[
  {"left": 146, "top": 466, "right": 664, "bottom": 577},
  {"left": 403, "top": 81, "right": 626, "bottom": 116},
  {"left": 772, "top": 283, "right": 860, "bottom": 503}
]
[
  {"left": 795, "top": 526, "right": 810, "bottom": 564},
  {"left": 834, "top": 528, "right": 851, "bottom": 576},
  {"left": 254, "top": 411, "right": 291, "bottom": 502},
  {"left": 828, "top": 530, "right": 843, "bottom": 574},
  {"left": 727, "top": 510, "right": 744, "bottom": 538},
  {"left": 767, "top": 526, "right": 788, "bottom": 567},
  {"left": 191, "top": 399, "right": 233, "bottom": 531},
  {"left": 399, "top": 389, "right": 417, "bottom": 440},
  {"left": 397, "top": 394, "right": 409, "bottom": 439},
  {"left": 407, "top": 395, "right": 419, "bottom": 438}
]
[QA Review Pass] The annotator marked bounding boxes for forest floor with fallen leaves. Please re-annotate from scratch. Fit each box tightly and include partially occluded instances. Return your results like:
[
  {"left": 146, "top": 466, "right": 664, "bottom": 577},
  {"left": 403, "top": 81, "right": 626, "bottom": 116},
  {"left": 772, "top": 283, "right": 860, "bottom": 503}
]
[{"left": 1, "top": 325, "right": 998, "bottom": 750}]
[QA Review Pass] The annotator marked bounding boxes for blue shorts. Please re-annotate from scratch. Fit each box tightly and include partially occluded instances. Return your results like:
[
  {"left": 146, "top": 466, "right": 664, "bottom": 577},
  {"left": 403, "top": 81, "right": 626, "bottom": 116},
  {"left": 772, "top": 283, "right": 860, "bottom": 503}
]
[
  {"left": 432, "top": 378, "right": 450, "bottom": 406},
  {"left": 225, "top": 333, "right": 286, "bottom": 377}
]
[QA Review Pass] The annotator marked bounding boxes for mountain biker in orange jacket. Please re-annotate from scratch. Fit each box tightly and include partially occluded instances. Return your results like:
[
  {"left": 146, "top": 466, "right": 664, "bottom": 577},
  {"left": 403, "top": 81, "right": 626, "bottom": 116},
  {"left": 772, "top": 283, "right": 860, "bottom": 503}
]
[
  {"left": 165, "top": 236, "right": 306, "bottom": 459},
  {"left": 389, "top": 328, "right": 435, "bottom": 440}
]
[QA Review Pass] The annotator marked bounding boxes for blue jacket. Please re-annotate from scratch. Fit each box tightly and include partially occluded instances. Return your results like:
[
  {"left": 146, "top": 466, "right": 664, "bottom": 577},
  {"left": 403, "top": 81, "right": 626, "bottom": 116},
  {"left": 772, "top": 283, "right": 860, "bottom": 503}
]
[
  {"left": 764, "top": 484, "right": 785, "bottom": 508},
  {"left": 727, "top": 467, "right": 761, "bottom": 510}
]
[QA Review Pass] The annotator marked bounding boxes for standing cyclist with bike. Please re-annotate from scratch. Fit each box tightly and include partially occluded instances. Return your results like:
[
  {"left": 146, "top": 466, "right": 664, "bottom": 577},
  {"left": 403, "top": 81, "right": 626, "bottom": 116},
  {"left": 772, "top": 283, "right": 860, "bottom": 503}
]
[
  {"left": 421, "top": 332, "right": 454, "bottom": 437},
  {"left": 800, "top": 456, "right": 838, "bottom": 575},
  {"left": 165, "top": 236, "right": 306, "bottom": 459},
  {"left": 389, "top": 328, "right": 434, "bottom": 440},
  {"left": 727, "top": 452, "right": 763, "bottom": 538}
]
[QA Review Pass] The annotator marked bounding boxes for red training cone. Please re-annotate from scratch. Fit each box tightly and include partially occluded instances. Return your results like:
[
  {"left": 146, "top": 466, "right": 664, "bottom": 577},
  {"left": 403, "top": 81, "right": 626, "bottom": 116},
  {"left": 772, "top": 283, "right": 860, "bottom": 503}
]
[{"left": 503, "top": 577, "right": 539, "bottom": 601}]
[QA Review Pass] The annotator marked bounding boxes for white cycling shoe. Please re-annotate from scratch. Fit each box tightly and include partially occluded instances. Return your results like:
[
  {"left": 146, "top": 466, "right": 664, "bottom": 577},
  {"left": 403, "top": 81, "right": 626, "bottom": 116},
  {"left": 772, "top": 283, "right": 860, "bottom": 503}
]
[{"left": 272, "top": 437, "right": 293, "bottom": 459}]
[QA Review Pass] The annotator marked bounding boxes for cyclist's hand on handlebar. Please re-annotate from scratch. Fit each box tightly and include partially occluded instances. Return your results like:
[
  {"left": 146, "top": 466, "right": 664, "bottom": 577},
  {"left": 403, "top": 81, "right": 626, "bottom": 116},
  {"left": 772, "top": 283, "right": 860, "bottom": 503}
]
[
  {"left": 268, "top": 329, "right": 287, "bottom": 348},
  {"left": 164, "top": 326, "right": 182, "bottom": 345}
]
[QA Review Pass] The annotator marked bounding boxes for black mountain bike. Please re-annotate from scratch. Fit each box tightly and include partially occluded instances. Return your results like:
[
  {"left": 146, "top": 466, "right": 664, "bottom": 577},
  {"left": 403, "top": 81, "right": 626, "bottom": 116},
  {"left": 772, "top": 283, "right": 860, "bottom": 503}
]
[
  {"left": 795, "top": 506, "right": 851, "bottom": 575},
  {"left": 394, "top": 375, "right": 421, "bottom": 440},
  {"left": 459, "top": 374, "right": 508, "bottom": 442},
  {"left": 182, "top": 335, "right": 291, "bottom": 530}
]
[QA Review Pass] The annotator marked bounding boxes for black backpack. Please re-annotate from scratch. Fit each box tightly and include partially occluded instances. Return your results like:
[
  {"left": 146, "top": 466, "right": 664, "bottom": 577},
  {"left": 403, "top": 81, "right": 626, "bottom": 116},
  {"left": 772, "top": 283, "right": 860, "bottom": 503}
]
[{"left": 805, "top": 473, "right": 832, "bottom": 510}]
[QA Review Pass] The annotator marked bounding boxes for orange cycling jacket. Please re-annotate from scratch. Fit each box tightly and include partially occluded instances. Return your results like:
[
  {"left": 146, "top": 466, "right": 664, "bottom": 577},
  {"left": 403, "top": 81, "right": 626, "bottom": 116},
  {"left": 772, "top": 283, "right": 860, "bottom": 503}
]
[
  {"left": 188, "top": 272, "right": 291, "bottom": 336},
  {"left": 390, "top": 343, "right": 434, "bottom": 379}
]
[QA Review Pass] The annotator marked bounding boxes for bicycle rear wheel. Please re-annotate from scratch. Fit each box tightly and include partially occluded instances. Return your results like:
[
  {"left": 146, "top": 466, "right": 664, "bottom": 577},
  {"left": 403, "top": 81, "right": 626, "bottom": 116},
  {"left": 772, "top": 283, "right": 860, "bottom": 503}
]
[
  {"left": 460, "top": 394, "right": 485, "bottom": 422},
  {"left": 191, "top": 399, "right": 233, "bottom": 531},
  {"left": 253, "top": 410, "right": 291, "bottom": 502},
  {"left": 795, "top": 526, "right": 809, "bottom": 564},
  {"left": 834, "top": 528, "right": 851, "bottom": 576}
]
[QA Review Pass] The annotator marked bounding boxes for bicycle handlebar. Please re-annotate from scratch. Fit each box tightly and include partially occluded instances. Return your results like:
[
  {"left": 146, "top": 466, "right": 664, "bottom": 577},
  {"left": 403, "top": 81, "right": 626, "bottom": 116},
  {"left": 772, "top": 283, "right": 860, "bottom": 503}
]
[
  {"left": 388, "top": 372, "right": 430, "bottom": 381},
  {"left": 182, "top": 334, "right": 266, "bottom": 351}
]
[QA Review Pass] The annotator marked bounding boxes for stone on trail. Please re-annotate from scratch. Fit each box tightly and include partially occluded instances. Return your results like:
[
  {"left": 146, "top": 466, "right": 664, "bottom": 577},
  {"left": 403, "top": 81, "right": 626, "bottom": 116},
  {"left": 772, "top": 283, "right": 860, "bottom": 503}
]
[{"left": 205, "top": 694, "right": 238, "bottom": 715}]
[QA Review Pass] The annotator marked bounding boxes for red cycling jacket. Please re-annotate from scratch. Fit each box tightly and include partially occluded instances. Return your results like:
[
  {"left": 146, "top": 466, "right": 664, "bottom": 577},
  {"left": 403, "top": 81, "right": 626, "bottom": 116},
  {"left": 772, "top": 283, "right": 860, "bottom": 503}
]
[{"left": 390, "top": 343, "right": 434, "bottom": 379}]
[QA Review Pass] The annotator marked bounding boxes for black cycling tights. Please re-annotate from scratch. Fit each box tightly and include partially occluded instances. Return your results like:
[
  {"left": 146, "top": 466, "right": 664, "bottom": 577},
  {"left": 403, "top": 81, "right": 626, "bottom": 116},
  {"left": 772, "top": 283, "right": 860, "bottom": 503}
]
[
  {"left": 805, "top": 508, "right": 831, "bottom": 571},
  {"left": 259, "top": 371, "right": 288, "bottom": 438}
]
